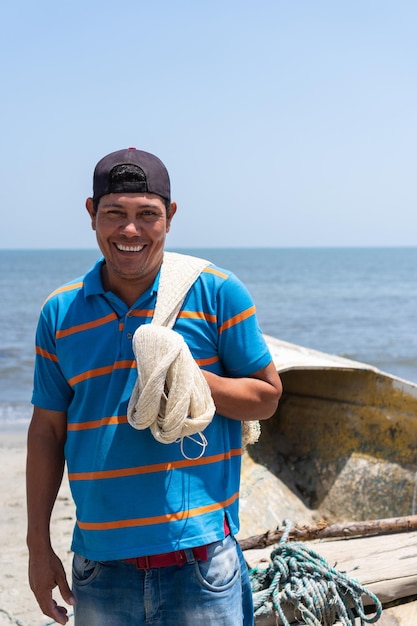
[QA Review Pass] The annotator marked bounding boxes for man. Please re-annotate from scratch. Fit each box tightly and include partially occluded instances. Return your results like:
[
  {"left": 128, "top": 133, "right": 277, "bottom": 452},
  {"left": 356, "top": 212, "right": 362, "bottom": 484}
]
[{"left": 26, "top": 147, "right": 282, "bottom": 626}]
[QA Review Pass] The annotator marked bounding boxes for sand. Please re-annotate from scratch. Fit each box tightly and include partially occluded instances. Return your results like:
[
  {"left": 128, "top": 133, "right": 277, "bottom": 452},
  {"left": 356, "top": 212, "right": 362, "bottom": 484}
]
[{"left": 0, "top": 429, "right": 75, "bottom": 626}]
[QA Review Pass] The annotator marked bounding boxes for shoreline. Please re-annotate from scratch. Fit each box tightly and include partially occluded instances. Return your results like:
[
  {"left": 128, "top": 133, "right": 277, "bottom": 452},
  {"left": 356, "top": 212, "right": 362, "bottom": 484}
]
[{"left": 0, "top": 429, "right": 75, "bottom": 626}]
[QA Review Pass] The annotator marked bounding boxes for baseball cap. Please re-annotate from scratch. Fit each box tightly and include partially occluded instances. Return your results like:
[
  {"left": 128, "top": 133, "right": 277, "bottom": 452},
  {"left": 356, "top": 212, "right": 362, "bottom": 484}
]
[{"left": 92, "top": 147, "right": 171, "bottom": 203}]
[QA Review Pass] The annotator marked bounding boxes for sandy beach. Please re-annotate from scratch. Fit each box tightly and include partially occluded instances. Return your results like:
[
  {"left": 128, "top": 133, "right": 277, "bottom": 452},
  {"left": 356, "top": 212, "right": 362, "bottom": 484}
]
[{"left": 0, "top": 429, "right": 75, "bottom": 626}]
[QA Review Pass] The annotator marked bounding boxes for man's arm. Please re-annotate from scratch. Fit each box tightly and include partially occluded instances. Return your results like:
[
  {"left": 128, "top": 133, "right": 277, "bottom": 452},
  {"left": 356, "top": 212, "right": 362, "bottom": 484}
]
[
  {"left": 26, "top": 406, "right": 75, "bottom": 625},
  {"left": 203, "top": 361, "right": 282, "bottom": 421}
]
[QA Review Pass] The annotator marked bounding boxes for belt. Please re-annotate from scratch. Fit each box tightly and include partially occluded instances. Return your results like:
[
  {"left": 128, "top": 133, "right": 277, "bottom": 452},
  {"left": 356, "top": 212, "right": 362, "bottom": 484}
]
[
  {"left": 122, "top": 545, "right": 209, "bottom": 569},
  {"left": 122, "top": 517, "right": 231, "bottom": 570}
]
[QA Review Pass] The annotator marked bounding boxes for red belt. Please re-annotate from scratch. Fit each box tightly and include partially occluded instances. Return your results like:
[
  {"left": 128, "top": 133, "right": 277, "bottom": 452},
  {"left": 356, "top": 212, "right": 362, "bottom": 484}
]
[
  {"left": 122, "top": 517, "right": 230, "bottom": 570},
  {"left": 123, "top": 545, "right": 209, "bottom": 569}
]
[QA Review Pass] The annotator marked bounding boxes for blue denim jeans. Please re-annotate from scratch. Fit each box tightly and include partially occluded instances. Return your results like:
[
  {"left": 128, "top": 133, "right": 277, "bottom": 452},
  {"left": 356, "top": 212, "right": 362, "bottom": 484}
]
[{"left": 72, "top": 534, "right": 254, "bottom": 626}]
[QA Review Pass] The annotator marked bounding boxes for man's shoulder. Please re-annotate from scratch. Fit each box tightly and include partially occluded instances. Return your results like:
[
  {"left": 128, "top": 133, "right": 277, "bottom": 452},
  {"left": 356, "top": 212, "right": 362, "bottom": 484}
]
[
  {"left": 163, "top": 251, "right": 236, "bottom": 292},
  {"left": 200, "top": 263, "right": 232, "bottom": 282},
  {"left": 187, "top": 260, "right": 253, "bottom": 310},
  {"left": 42, "top": 277, "right": 85, "bottom": 310},
  {"left": 41, "top": 258, "right": 102, "bottom": 309}
]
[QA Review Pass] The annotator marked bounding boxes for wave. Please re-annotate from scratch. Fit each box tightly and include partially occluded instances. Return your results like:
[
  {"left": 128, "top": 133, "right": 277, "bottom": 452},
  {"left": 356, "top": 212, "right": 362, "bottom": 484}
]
[{"left": 0, "top": 402, "right": 32, "bottom": 430}]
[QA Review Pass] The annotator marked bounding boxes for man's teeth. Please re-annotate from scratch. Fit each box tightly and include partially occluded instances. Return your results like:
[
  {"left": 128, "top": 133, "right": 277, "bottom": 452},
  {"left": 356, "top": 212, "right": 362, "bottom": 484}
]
[{"left": 116, "top": 244, "right": 144, "bottom": 252}]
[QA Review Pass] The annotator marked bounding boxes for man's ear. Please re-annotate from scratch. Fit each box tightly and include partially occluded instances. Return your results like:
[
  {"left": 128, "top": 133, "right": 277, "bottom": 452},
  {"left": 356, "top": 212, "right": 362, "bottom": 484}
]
[
  {"left": 166, "top": 202, "right": 177, "bottom": 233},
  {"left": 86, "top": 197, "right": 97, "bottom": 231}
]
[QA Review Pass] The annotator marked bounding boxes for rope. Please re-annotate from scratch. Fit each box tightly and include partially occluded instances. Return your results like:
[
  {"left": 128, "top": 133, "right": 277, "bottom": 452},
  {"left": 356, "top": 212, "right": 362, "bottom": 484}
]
[
  {"left": 127, "top": 325, "right": 215, "bottom": 445},
  {"left": 127, "top": 253, "right": 216, "bottom": 449},
  {"left": 126, "top": 251, "right": 261, "bottom": 450},
  {"left": 249, "top": 520, "right": 383, "bottom": 626},
  {"left": 151, "top": 252, "right": 211, "bottom": 328},
  {"left": 44, "top": 614, "right": 74, "bottom": 625}
]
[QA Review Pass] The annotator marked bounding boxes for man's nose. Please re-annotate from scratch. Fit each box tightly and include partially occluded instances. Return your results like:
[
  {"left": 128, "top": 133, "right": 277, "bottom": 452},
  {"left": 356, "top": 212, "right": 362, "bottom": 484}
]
[{"left": 122, "top": 220, "right": 141, "bottom": 235}]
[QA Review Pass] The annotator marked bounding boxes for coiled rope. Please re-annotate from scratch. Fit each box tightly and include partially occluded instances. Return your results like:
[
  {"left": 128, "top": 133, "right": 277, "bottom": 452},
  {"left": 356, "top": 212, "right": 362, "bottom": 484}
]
[
  {"left": 127, "top": 253, "right": 215, "bottom": 452},
  {"left": 127, "top": 252, "right": 260, "bottom": 451},
  {"left": 250, "top": 520, "right": 382, "bottom": 626},
  {"left": 127, "top": 324, "right": 215, "bottom": 448}
]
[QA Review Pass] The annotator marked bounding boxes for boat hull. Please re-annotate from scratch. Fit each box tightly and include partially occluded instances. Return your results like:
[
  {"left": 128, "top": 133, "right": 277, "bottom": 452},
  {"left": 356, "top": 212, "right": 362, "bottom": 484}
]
[{"left": 239, "top": 337, "right": 417, "bottom": 537}]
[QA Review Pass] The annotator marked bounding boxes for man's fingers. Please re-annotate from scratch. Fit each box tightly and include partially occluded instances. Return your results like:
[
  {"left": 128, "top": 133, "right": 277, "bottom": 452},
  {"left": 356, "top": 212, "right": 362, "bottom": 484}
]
[
  {"left": 28, "top": 551, "right": 75, "bottom": 625},
  {"left": 57, "top": 573, "right": 76, "bottom": 608},
  {"left": 36, "top": 595, "right": 70, "bottom": 625}
]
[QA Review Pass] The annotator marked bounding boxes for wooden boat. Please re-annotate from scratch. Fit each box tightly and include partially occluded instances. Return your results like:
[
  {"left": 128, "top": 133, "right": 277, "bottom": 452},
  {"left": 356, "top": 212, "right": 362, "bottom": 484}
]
[{"left": 238, "top": 336, "right": 417, "bottom": 624}]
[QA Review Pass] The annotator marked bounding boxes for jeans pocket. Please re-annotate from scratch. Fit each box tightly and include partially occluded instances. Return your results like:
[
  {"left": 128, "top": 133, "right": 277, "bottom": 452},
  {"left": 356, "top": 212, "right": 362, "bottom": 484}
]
[
  {"left": 72, "top": 553, "right": 102, "bottom": 587},
  {"left": 194, "top": 535, "right": 240, "bottom": 592}
]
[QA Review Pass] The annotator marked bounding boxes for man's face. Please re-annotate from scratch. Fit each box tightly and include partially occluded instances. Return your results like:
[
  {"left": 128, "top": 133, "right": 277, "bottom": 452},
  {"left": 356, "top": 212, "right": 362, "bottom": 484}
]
[{"left": 86, "top": 192, "right": 176, "bottom": 296}]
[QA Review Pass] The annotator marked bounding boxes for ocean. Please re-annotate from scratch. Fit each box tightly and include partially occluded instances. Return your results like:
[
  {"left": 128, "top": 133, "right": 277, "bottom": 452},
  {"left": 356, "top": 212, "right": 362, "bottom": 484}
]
[{"left": 1, "top": 247, "right": 416, "bottom": 430}]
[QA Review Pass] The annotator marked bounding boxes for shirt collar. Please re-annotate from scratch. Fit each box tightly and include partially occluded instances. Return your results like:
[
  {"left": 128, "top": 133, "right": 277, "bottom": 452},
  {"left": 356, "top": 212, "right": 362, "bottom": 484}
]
[
  {"left": 83, "top": 258, "right": 106, "bottom": 298},
  {"left": 83, "top": 257, "right": 161, "bottom": 300}
]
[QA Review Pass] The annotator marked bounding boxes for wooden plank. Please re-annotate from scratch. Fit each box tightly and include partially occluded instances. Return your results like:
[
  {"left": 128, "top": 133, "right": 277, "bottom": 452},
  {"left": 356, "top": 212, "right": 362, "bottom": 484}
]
[
  {"left": 378, "top": 600, "right": 417, "bottom": 625},
  {"left": 248, "top": 531, "right": 417, "bottom": 625},
  {"left": 256, "top": 601, "right": 417, "bottom": 626},
  {"left": 334, "top": 600, "right": 417, "bottom": 625},
  {"left": 304, "top": 532, "right": 417, "bottom": 605}
]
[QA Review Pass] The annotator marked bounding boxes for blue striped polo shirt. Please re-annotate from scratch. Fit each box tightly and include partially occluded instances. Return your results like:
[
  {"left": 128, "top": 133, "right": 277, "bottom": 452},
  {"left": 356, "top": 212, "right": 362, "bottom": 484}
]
[{"left": 32, "top": 255, "right": 272, "bottom": 561}]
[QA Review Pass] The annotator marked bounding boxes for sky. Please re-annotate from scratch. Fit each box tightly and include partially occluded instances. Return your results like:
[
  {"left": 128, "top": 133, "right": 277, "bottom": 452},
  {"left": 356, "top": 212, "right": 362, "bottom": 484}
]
[{"left": 1, "top": 0, "right": 416, "bottom": 249}]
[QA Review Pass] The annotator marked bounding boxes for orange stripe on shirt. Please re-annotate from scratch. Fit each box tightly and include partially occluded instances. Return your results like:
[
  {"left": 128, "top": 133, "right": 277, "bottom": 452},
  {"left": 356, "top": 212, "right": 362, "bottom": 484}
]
[
  {"left": 219, "top": 305, "right": 256, "bottom": 333},
  {"left": 35, "top": 346, "right": 59, "bottom": 362},
  {"left": 177, "top": 310, "right": 217, "bottom": 323},
  {"left": 196, "top": 355, "right": 219, "bottom": 367},
  {"left": 68, "top": 360, "right": 136, "bottom": 387},
  {"left": 203, "top": 267, "right": 229, "bottom": 280},
  {"left": 43, "top": 282, "right": 84, "bottom": 305},
  {"left": 129, "top": 309, "right": 154, "bottom": 318},
  {"left": 56, "top": 312, "right": 118, "bottom": 339},
  {"left": 68, "top": 415, "right": 129, "bottom": 431},
  {"left": 76, "top": 491, "right": 239, "bottom": 531},
  {"left": 68, "top": 448, "right": 242, "bottom": 481}
]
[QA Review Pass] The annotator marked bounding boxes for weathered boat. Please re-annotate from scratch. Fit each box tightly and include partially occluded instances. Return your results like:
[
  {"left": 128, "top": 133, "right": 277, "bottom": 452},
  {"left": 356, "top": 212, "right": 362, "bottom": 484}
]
[{"left": 238, "top": 336, "right": 417, "bottom": 625}]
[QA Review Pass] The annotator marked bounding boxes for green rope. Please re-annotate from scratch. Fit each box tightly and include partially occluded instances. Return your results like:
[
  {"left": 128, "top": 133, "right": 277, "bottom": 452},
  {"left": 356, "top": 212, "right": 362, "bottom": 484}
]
[
  {"left": 249, "top": 520, "right": 382, "bottom": 626},
  {"left": 44, "top": 614, "right": 74, "bottom": 625}
]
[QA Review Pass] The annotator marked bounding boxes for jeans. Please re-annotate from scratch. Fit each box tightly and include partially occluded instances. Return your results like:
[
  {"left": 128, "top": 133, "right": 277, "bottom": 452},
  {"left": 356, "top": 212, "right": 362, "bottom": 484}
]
[{"left": 72, "top": 534, "right": 254, "bottom": 626}]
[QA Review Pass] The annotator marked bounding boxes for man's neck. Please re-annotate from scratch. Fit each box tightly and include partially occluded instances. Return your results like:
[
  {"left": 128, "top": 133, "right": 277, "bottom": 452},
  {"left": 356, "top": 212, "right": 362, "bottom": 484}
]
[{"left": 101, "top": 263, "right": 158, "bottom": 308}]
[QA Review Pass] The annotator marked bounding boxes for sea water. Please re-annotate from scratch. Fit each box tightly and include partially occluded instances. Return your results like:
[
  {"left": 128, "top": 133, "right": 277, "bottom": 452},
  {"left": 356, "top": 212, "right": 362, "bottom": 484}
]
[{"left": 1, "top": 247, "right": 416, "bottom": 429}]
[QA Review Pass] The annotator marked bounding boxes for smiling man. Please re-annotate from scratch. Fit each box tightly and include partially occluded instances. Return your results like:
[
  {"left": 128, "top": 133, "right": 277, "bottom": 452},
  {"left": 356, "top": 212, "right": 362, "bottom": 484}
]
[
  {"left": 26, "top": 148, "right": 282, "bottom": 626},
  {"left": 85, "top": 151, "right": 176, "bottom": 304},
  {"left": 86, "top": 192, "right": 176, "bottom": 305}
]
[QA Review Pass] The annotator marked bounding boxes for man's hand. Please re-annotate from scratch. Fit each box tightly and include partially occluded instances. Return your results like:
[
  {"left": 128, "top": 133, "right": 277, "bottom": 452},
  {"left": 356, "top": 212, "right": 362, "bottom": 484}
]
[
  {"left": 27, "top": 407, "right": 71, "bottom": 623},
  {"left": 29, "top": 548, "right": 75, "bottom": 625}
]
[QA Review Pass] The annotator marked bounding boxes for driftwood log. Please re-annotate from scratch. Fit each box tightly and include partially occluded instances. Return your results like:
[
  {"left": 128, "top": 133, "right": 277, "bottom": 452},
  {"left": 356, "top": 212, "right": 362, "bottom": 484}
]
[{"left": 238, "top": 514, "right": 417, "bottom": 551}]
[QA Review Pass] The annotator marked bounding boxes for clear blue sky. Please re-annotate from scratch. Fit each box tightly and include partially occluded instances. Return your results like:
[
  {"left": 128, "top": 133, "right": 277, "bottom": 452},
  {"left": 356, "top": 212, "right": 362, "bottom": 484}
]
[{"left": 1, "top": 0, "right": 416, "bottom": 249}]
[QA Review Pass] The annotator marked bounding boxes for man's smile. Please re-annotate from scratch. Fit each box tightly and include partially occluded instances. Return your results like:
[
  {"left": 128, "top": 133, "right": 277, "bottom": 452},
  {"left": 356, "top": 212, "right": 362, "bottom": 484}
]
[{"left": 115, "top": 243, "right": 145, "bottom": 252}]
